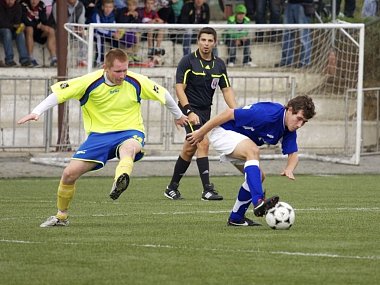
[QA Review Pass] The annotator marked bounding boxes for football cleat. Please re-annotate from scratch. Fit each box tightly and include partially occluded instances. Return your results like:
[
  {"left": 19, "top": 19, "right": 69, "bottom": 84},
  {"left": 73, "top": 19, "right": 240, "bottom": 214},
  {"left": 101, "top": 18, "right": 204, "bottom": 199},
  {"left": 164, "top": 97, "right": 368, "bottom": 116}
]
[
  {"left": 40, "top": 216, "right": 69, "bottom": 228},
  {"left": 227, "top": 216, "right": 261, "bottom": 227},
  {"left": 109, "top": 173, "right": 130, "bottom": 200},
  {"left": 201, "top": 183, "right": 223, "bottom": 201},
  {"left": 164, "top": 182, "right": 182, "bottom": 200},
  {"left": 253, "top": 195, "right": 280, "bottom": 217}
]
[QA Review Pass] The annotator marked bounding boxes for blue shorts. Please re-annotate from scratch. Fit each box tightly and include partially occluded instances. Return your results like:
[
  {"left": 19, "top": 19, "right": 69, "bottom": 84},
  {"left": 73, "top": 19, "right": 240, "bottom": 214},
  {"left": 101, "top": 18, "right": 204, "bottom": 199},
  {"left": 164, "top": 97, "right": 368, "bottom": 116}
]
[{"left": 72, "top": 130, "right": 145, "bottom": 171}]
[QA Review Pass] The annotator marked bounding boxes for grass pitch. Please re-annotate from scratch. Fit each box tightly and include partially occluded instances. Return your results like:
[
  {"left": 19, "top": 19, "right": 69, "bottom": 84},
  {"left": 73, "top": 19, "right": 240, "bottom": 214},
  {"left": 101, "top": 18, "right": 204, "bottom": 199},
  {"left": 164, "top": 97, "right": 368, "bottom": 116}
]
[{"left": 0, "top": 175, "right": 379, "bottom": 285}]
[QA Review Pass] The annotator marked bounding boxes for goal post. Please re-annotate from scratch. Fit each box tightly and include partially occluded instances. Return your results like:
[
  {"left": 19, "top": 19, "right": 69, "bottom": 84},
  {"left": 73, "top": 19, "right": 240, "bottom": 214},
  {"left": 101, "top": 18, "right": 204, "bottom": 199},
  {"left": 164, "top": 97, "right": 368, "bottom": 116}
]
[{"left": 64, "top": 22, "right": 365, "bottom": 165}]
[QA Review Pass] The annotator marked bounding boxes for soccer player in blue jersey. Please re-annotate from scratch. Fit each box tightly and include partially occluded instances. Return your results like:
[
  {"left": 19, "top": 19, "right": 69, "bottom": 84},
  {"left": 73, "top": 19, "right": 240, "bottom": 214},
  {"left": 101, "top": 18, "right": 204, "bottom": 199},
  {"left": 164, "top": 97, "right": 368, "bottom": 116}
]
[
  {"left": 186, "top": 95, "right": 316, "bottom": 226},
  {"left": 17, "top": 48, "right": 188, "bottom": 227}
]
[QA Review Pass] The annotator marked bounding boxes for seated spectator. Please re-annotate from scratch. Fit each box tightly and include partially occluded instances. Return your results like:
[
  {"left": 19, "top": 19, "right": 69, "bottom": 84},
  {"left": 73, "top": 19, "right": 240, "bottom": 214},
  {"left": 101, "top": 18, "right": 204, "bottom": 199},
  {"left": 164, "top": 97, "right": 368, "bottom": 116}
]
[
  {"left": 90, "top": 0, "right": 118, "bottom": 67},
  {"left": 0, "top": 0, "right": 31, "bottom": 67},
  {"left": 157, "top": 0, "right": 175, "bottom": 24},
  {"left": 115, "top": 0, "right": 142, "bottom": 62},
  {"left": 80, "top": 0, "right": 98, "bottom": 24},
  {"left": 178, "top": 0, "right": 210, "bottom": 56},
  {"left": 138, "top": 0, "right": 165, "bottom": 58},
  {"left": 171, "top": 0, "right": 183, "bottom": 23},
  {"left": 224, "top": 4, "right": 256, "bottom": 67},
  {"left": 52, "top": 0, "right": 87, "bottom": 67},
  {"left": 21, "top": 0, "right": 57, "bottom": 67}
]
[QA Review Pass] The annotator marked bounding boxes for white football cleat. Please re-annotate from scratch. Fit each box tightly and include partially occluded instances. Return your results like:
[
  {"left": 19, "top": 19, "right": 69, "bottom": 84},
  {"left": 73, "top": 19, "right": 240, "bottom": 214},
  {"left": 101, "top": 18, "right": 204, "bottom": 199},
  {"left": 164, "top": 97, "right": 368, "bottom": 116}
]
[{"left": 40, "top": 216, "right": 69, "bottom": 228}]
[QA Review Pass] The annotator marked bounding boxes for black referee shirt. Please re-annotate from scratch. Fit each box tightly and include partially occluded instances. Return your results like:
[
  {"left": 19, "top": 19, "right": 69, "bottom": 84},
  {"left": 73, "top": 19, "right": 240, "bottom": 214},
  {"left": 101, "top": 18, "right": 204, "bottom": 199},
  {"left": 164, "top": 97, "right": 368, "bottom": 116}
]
[{"left": 176, "top": 49, "right": 231, "bottom": 110}]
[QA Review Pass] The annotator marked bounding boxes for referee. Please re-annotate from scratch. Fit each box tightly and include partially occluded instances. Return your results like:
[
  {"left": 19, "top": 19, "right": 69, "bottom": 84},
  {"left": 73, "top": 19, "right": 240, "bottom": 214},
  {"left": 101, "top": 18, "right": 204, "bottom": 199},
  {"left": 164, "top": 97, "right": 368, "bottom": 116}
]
[{"left": 165, "top": 27, "right": 237, "bottom": 201}]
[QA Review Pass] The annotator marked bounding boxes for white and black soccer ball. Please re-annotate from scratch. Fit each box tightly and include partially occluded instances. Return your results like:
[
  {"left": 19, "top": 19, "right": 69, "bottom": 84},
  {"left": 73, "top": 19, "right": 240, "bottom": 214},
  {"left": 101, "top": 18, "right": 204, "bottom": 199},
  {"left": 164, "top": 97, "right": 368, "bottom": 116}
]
[{"left": 265, "top": 202, "right": 295, "bottom": 230}]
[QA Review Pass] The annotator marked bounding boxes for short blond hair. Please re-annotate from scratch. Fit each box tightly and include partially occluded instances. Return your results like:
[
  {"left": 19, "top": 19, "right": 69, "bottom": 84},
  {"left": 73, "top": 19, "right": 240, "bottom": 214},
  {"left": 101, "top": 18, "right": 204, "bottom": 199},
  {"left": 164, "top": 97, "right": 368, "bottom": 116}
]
[{"left": 105, "top": 48, "right": 128, "bottom": 68}]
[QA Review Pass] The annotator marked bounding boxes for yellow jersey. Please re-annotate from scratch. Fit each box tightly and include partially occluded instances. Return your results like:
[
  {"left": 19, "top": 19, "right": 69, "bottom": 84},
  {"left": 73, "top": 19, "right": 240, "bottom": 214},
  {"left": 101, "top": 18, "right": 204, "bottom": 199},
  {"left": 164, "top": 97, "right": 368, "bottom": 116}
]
[{"left": 51, "top": 70, "right": 167, "bottom": 134}]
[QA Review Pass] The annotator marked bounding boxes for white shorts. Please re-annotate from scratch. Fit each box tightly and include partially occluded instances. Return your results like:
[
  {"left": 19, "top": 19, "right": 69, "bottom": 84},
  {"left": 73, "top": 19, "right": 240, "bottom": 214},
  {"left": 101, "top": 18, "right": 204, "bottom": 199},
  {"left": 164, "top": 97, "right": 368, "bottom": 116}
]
[{"left": 209, "top": 126, "right": 249, "bottom": 163}]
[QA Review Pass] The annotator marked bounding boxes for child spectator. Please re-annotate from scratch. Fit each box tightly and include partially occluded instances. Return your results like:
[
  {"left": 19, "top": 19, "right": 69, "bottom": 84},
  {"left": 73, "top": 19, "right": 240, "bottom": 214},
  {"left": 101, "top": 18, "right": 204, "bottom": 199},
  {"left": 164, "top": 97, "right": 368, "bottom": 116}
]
[
  {"left": 0, "top": 0, "right": 31, "bottom": 67},
  {"left": 224, "top": 4, "right": 256, "bottom": 67},
  {"left": 21, "top": 0, "right": 57, "bottom": 67},
  {"left": 138, "top": 0, "right": 165, "bottom": 58},
  {"left": 90, "top": 0, "right": 118, "bottom": 67},
  {"left": 115, "top": 0, "right": 141, "bottom": 62}
]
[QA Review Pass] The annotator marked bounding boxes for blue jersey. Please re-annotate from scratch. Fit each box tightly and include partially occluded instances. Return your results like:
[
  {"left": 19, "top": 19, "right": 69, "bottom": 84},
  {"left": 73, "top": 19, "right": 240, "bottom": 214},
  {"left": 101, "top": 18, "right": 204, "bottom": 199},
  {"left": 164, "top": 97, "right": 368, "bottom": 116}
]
[{"left": 220, "top": 102, "right": 298, "bottom": 155}]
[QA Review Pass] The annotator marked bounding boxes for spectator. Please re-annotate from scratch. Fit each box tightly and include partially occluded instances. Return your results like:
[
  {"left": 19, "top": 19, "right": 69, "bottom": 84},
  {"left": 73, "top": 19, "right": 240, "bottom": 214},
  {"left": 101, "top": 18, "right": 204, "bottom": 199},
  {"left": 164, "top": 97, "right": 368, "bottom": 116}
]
[
  {"left": 275, "top": 0, "right": 312, "bottom": 68},
  {"left": 0, "top": 0, "right": 31, "bottom": 67},
  {"left": 244, "top": 0, "right": 255, "bottom": 21},
  {"left": 157, "top": 0, "right": 175, "bottom": 24},
  {"left": 138, "top": 0, "right": 165, "bottom": 58},
  {"left": 90, "top": 0, "right": 118, "bottom": 67},
  {"left": 255, "top": 0, "right": 282, "bottom": 42},
  {"left": 52, "top": 0, "right": 87, "bottom": 67},
  {"left": 361, "top": 0, "right": 378, "bottom": 17},
  {"left": 178, "top": 0, "right": 210, "bottom": 56},
  {"left": 21, "top": 0, "right": 57, "bottom": 67},
  {"left": 224, "top": 4, "right": 256, "bottom": 67},
  {"left": 80, "top": 0, "right": 98, "bottom": 24},
  {"left": 336, "top": 0, "right": 356, "bottom": 18},
  {"left": 171, "top": 0, "right": 183, "bottom": 23},
  {"left": 115, "top": 0, "right": 141, "bottom": 62},
  {"left": 41, "top": 0, "right": 54, "bottom": 24}
]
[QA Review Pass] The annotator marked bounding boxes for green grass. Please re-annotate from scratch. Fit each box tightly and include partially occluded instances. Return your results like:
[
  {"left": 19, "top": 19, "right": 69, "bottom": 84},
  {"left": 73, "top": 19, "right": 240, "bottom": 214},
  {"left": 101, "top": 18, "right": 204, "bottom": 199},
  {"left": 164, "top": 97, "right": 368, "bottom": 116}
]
[{"left": 0, "top": 175, "right": 379, "bottom": 285}]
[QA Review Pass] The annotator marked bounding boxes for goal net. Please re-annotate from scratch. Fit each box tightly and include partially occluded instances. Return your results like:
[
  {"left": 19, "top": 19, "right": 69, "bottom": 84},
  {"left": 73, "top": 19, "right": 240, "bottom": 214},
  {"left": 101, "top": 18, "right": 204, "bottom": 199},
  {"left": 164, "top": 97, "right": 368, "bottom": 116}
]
[{"left": 64, "top": 23, "right": 365, "bottom": 165}]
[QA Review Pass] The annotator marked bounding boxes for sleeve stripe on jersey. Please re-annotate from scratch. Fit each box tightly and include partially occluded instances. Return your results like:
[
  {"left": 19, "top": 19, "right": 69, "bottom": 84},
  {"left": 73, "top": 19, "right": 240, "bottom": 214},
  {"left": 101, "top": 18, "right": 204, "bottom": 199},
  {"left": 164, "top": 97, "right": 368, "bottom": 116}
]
[
  {"left": 80, "top": 75, "right": 105, "bottom": 106},
  {"left": 125, "top": 75, "right": 142, "bottom": 103},
  {"left": 221, "top": 74, "right": 230, "bottom": 87},
  {"left": 183, "top": 69, "right": 192, "bottom": 83}
]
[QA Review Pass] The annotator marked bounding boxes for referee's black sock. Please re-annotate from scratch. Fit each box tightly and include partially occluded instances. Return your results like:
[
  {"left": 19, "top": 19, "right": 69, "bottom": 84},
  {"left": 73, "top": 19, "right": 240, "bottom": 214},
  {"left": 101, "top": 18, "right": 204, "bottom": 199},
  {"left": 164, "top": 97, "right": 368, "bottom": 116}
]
[
  {"left": 170, "top": 156, "right": 191, "bottom": 185},
  {"left": 196, "top": 157, "right": 210, "bottom": 190}
]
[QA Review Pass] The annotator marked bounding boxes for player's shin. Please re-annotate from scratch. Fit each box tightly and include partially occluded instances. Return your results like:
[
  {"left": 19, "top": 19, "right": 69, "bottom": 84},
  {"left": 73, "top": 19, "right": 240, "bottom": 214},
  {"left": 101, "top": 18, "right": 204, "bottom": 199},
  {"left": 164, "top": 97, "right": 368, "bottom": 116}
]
[
  {"left": 244, "top": 160, "right": 264, "bottom": 206},
  {"left": 56, "top": 181, "right": 76, "bottom": 219},
  {"left": 229, "top": 183, "right": 252, "bottom": 221},
  {"left": 114, "top": 156, "right": 134, "bottom": 181}
]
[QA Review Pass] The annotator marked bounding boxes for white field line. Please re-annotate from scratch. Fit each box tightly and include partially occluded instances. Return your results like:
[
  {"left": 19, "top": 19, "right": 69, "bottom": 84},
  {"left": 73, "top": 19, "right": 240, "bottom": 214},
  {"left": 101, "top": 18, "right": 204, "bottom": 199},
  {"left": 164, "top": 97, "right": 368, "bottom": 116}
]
[
  {"left": 1, "top": 239, "right": 377, "bottom": 261},
  {"left": 0, "top": 207, "right": 379, "bottom": 221}
]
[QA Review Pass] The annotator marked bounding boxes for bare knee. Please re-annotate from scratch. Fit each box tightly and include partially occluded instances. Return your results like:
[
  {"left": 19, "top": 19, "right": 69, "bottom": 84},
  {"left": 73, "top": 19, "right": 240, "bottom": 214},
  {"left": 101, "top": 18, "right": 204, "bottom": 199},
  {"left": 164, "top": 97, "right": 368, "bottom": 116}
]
[{"left": 61, "top": 167, "right": 80, "bottom": 184}]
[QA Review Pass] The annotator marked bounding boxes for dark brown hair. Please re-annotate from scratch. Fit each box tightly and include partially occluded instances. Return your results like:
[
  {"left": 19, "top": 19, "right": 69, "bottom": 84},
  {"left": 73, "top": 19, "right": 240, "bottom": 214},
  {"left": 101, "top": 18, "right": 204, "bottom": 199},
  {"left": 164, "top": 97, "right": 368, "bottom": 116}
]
[
  {"left": 286, "top": 95, "right": 316, "bottom": 119},
  {"left": 197, "top": 27, "right": 217, "bottom": 41}
]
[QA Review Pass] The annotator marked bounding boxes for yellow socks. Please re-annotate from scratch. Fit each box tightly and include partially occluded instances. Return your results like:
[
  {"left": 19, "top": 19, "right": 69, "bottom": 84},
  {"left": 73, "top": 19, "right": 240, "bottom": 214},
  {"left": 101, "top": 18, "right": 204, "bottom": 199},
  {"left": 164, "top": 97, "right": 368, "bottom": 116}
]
[
  {"left": 56, "top": 181, "right": 76, "bottom": 219},
  {"left": 114, "top": 157, "right": 134, "bottom": 181}
]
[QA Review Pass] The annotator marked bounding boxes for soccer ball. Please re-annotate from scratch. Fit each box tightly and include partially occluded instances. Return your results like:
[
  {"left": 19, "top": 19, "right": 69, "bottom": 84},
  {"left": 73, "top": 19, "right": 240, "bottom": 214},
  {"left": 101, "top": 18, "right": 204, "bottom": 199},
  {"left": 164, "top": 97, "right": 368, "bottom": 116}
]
[{"left": 265, "top": 202, "right": 295, "bottom": 230}]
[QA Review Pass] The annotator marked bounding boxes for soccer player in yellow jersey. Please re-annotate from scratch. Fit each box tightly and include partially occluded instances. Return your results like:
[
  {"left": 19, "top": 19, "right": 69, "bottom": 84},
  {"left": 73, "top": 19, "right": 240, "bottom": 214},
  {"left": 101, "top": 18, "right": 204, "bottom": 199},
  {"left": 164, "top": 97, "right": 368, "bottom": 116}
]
[{"left": 17, "top": 48, "right": 188, "bottom": 227}]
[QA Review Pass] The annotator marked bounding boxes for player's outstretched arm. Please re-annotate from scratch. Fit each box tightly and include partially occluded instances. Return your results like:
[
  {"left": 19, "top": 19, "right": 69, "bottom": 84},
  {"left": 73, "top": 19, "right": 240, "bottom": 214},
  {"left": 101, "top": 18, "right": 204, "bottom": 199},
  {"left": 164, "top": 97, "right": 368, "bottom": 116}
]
[
  {"left": 17, "top": 113, "right": 40, "bottom": 124},
  {"left": 164, "top": 91, "right": 189, "bottom": 128},
  {"left": 18, "top": 93, "right": 59, "bottom": 125},
  {"left": 280, "top": 152, "right": 299, "bottom": 180}
]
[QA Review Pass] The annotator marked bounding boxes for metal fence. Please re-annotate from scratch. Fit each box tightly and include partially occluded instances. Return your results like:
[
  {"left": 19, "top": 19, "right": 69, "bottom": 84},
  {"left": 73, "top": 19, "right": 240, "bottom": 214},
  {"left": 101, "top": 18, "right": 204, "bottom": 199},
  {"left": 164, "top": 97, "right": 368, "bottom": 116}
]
[{"left": 0, "top": 74, "right": 294, "bottom": 154}]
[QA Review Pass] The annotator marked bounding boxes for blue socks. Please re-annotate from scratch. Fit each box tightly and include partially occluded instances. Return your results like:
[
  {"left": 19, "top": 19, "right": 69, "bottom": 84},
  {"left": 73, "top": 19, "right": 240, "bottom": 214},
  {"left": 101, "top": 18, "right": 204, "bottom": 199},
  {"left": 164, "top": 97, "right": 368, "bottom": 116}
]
[{"left": 229, "top": 160, "right": 264, "bottom": 221}]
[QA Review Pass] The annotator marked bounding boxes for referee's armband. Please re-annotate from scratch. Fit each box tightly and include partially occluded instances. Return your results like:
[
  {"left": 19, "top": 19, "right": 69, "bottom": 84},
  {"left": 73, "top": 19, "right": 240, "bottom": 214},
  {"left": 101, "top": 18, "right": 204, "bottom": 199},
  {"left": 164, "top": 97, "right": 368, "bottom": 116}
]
[{"left": 183, "top": 104, "right": 194, "bottom": 115}]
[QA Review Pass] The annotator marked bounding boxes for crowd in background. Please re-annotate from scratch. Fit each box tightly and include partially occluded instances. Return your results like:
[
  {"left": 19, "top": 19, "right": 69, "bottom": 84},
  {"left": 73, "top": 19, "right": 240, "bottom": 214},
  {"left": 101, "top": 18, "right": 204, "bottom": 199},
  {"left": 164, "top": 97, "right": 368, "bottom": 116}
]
[{"left": 0, "top": 0, "right": 378, "bottom": 68}]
